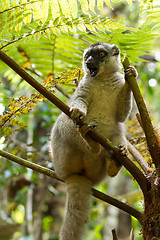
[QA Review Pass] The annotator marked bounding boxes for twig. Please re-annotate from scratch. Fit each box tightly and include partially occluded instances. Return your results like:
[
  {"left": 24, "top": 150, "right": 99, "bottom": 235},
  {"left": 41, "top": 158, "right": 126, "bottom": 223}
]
[
  {"left": 112, "top": 229, "right": 118, "bottom": 240},
  {"left": 0, "top": 149, "right": 143, "bottom": 223},
  {"left": 127, "top": 140, "right": 153, "bottom": 174},
  {"left": 123, "top": 57, "right": 160, "bottom": 169},
  {"left": 0, "top": 50, "right": 151, "bottom": 198}
]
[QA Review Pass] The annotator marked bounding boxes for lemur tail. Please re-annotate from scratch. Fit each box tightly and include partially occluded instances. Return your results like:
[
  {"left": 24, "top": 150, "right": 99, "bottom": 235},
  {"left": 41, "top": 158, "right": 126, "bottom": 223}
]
[{"left": 60, "top": 174, "right": 92, "bottom": 240}]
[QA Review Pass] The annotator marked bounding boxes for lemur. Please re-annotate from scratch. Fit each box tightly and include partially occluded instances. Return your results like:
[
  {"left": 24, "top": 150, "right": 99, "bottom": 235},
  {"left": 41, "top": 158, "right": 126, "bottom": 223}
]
[{"left": 50, "top": 42, "right": 136, "bottom": 240}]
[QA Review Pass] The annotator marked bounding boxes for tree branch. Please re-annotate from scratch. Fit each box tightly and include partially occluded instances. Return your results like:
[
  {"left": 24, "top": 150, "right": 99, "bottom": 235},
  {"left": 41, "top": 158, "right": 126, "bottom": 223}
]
[
  {"left": 0, "top": 149, "right": 143, "bottom": 223},
  {"left": 123, "top": 57, "right": 160, "bottom": 168},
  {"left": 127, "top": 140, "right": 153, "bottom": 174},
  {"left": 0, "top": 50, "right": 151, "bottom": 198}
]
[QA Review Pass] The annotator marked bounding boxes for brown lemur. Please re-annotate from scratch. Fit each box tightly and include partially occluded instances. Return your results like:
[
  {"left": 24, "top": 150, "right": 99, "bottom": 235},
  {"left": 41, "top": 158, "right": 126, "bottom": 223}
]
[{"left": 50, "top": 42, "right": 137, "bottom": 240}]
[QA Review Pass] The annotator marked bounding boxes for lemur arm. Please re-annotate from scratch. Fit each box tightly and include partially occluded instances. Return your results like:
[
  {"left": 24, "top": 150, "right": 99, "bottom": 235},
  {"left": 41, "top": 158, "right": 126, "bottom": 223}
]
[
  {"left": 117, "top": 66, "right": 138, "bottom": 122},
  {"left": 70, "top": 83, "right": 92, "bottom": 123},
  {"left": 117, "top": 81, "right": 132, "bottom": 122}
]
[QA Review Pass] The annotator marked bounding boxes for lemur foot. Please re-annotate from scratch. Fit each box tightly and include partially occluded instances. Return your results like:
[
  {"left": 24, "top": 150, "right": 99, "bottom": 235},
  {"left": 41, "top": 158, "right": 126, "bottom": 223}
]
[
  {"left": 70, "top": 107, "right": 86, "bottom": 124},
  {"left": 125, "top": 65, "right": 138, "bottom": 78},
  {"left": 106, "top": 157, "right": 122, "bottom": 177},
  {"left": 78, "top": 123, "right": 100, "bottom": 154},
  {"left": 119, "top": 144, "right": 128, "bottom": 156}
]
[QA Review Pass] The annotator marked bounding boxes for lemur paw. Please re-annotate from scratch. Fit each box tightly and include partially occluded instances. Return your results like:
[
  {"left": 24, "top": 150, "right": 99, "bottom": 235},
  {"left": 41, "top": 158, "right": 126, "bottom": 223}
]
[
  {"left": 125, "top": 65, "right": 138, "bottom": 78},
  {"left": 119, "top": 144, "right": 128, "bottom": 156},
  {"left": 70, "top": 107, "right": 86, "bottom": 124},
  {"left": 78, "top": 123, "right": 97, "bottom": 138}
]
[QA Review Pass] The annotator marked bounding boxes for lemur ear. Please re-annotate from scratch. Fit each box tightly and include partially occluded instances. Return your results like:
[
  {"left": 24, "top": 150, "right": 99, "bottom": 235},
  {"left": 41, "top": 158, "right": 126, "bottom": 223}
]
[{"left": 111, "top": 45, "right": 120, "bottom": 56}]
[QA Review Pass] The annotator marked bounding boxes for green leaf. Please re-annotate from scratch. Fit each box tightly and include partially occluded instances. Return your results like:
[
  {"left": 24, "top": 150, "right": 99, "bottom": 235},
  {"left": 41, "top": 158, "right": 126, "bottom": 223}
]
[
  {"left": 15, "top": 6, "right": 23, "bottom": 31},
  {"left": 79, "top": 0, "right": 89, "bottom": 14},
  {"left": 23, "top": 1, "right": 32, "bottom": 24},
  {"left": 97, "top": 0, "right": 104, "bottom": 12},
  {"left": 104, "top": 0, "right": 113, "bottom": 9},
  {"left": 59, "top": 0, "right": 71, "bottom": 18},
  {"left": 67, "top": 0, "right": 78, "bottom": 18},
  {"left": 2, "top": 0, "right": 10, "bottom": 10},
  {"left": 32, "top": 1, "right": 42, "bottom": 22},
  {"left": 41, "top": 0, "right": 49, "bottom": 23},
  {"left": 50, "top": 0, "right": 60, "bottom": 19},
  {"left": 89, "top": 0, "right": 95, "bottom": 12}
]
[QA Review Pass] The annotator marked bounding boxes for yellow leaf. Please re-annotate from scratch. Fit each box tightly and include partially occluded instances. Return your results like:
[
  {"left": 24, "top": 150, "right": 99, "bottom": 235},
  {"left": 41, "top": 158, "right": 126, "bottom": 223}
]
[
  {"left": 3, "top": 127, "right": 13, "bottom": 135},
  {"left": 23, "top": 62, "right": 30, "bottom": 68}
]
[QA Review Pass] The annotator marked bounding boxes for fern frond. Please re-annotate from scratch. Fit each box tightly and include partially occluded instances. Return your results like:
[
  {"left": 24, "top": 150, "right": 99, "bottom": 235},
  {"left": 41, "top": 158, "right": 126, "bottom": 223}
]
[{"left": 0, "top": 15, "right": 134, "bottom": 50}]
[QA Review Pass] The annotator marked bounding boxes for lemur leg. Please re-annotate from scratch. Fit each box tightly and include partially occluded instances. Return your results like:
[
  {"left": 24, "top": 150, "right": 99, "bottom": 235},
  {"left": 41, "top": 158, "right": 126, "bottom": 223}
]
[
  {"left": 78, "top": 123, "right": 101, "bottom": 154},
  {"left": 106, "top": 151, "right": 122, "bottom": 177},
  {"left": 106, "top": 134, "right": 128, "bottom": 177}
]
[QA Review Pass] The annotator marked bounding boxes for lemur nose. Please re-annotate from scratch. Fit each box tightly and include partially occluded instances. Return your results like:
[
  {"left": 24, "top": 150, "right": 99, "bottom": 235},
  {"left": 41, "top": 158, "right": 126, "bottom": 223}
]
[{"left": 86, "top": 56, "right": 94, "bottom": 67}]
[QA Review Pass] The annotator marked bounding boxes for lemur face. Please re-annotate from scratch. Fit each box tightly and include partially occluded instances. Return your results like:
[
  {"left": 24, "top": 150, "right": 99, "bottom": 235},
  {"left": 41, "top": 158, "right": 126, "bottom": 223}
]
[{"left": 83, "top": 42, "right": 120, "bottom": 77}]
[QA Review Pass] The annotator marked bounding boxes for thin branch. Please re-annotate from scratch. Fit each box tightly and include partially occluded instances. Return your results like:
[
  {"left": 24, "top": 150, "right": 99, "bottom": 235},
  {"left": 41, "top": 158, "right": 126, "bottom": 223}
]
[
  {"left": 0, "top": 150, "right": 60, "bottom": 181},
  {"left": 0, "top": 50, "right": 151, "bottom": 198},
  {"left": 123, "top": 57, "right": 160, "bottom": 168},
  {"left": 0, "top": 149, "right": 143, "bottom": 223},
  {"left": 127, "top": 140, "right": 153, "bottom": 174}
]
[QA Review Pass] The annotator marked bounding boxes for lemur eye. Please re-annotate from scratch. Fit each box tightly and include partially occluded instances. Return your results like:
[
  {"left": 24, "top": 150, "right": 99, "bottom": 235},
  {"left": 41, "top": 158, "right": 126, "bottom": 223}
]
[{"left": 98, "top": 52, "right": 105, "bottom": 58}]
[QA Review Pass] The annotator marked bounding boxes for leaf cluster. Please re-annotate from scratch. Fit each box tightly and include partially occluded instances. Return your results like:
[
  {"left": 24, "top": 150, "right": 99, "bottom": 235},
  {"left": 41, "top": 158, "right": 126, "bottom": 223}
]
[{"left": 0, "top": 94, "right": 43, "bottom": 137}]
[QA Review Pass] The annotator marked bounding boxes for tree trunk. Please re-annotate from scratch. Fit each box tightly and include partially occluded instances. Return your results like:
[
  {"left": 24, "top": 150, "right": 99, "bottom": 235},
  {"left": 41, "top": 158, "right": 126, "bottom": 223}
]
[{"left": 143, "top": 182, "right": 160, "bottom": 240}]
